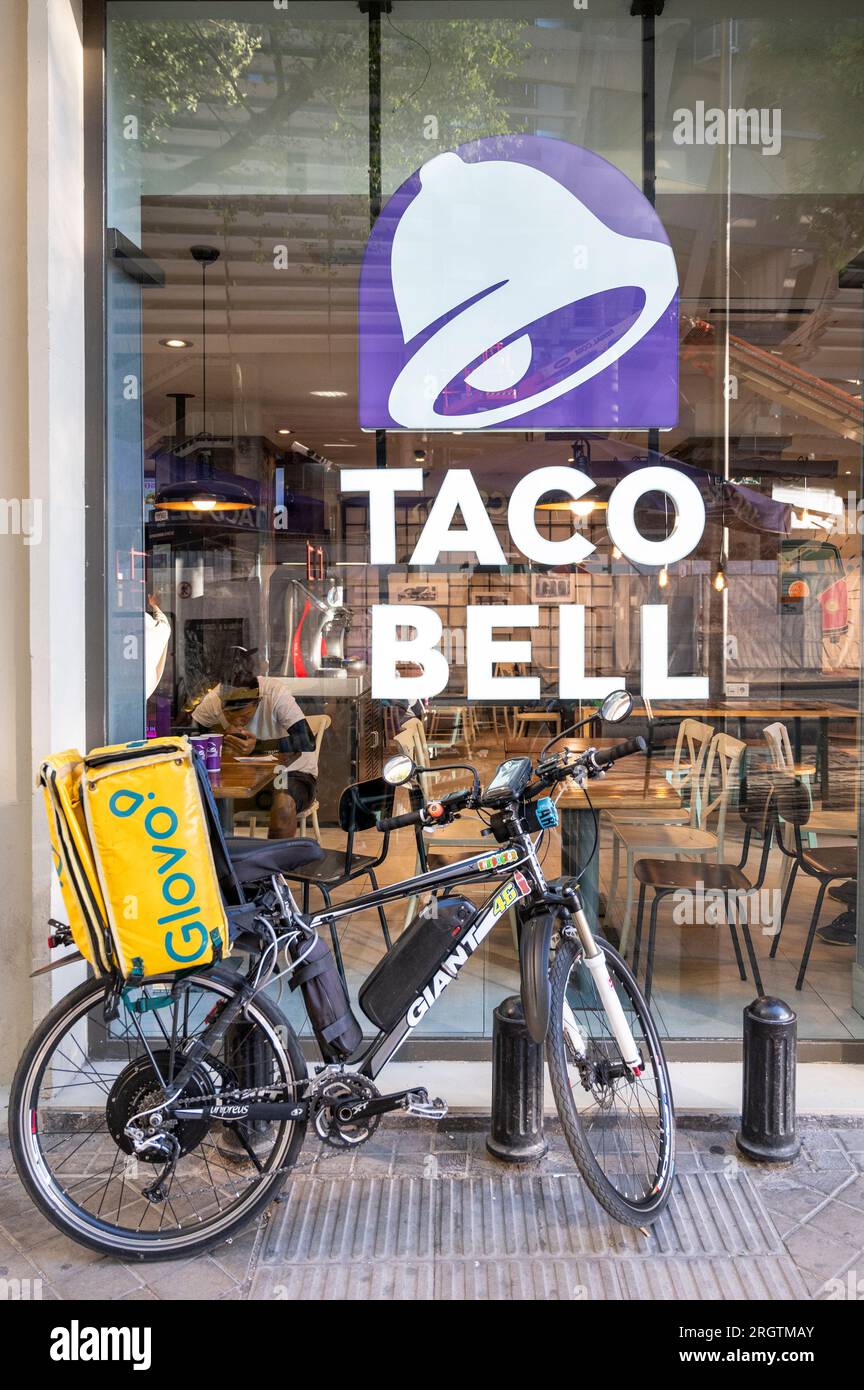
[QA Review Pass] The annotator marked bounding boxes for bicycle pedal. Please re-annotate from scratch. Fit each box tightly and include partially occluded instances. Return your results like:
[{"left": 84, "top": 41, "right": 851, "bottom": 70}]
[{"left": 405, "top": 1089, "right": 448, "bottom": 1120}]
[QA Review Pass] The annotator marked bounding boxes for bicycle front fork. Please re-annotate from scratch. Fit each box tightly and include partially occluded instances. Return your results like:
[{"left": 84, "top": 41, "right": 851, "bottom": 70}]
[{"left": 564, "top": 902, "right": 643, "bottom": 1074}]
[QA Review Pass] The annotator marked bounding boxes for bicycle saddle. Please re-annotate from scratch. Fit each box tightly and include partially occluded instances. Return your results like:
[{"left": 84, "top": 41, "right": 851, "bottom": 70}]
[{"left": 224, "top": 836, "right": 326, "bottom": 884}]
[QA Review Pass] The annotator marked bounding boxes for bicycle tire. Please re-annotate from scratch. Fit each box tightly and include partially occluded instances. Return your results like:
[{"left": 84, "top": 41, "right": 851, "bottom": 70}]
[{"left": 547, "top": 933, "right": 675, "bottom": 1225}]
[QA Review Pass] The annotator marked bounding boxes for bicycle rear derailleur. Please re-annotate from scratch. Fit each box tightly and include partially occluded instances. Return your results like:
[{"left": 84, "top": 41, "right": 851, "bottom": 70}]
[{"left": 311, "top": 1072, "right": 448, "bottom": 1149}]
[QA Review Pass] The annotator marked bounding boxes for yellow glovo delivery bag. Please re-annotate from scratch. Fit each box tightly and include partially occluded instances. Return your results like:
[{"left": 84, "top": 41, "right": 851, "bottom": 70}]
[{"left": 40, "top": 738, "right": 230, "bottom": 980}]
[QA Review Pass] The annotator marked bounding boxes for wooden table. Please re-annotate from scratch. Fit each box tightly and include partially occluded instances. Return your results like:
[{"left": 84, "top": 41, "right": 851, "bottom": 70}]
[
  {"left": 504, "top": 736, "right": 623, "bottom": 757},
  {"left": 557, "top": 762, "right": 683, "bottom": 922},
  {"left": 650, "top": 700, "right": 858, "bottom": 804},
  {"left": 208, "top": 759, "right": 278, "bottom": 832}
]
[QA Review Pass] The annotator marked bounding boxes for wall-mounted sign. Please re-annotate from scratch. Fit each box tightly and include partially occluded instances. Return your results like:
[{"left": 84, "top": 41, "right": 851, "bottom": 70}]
[{"left": 358, "top": 134, "right": 678, "bottom": 431}]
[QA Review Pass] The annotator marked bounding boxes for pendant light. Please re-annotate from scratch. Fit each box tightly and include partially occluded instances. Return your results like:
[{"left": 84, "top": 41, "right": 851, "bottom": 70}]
[
  {"left": 155, "top": 246, "right": 254, "bottom": 513},
  {"left": 536, "top": 437, "right": 604, "bottom": 513}
]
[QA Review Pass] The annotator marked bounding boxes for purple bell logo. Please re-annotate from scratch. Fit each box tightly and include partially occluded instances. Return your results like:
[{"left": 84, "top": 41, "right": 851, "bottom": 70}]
[{"left": 358, "top": 134, "right": 678, "bottom": 431}]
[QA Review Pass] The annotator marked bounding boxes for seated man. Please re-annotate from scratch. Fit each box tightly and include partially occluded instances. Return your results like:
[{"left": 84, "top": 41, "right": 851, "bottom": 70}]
[{"left": 191, "top": 669, "right": 318, "bottom": 839}]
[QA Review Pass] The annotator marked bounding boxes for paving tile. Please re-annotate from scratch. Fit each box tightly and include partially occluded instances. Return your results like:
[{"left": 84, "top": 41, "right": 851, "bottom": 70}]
[
  {"left": 803, "top": 1199, "right": 864, "bottom": 1251},
  {"left": 760, "top": 1183, "right": 828, "bottom": 1230},
  {"left": 52, "top": 1262, "right": 145, "bottom": 1302},
  {"left": 834, "top": 1176, "right": 864, "bottom": 1212},
  {"left": 783, "top": 1224, "right": 857, "bottom": 1292},
  {"left": 22, "top": 1232, "right": 106, "bottom": 1281},
  {"left": 140, "top": 1256, "right": 239, "bottom": 1301}
]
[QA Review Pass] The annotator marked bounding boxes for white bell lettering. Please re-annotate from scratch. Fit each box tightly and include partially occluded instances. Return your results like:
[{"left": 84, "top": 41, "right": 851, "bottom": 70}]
[
  {"left": 371, "top": 605, "right": 450, "bottom": 699},
  {"left": 466, "top": 605, "right": 539, "bottom": 701},
  {"left": 641, "top": 605, "right": 708, "bottom": 698},
  {"left": 559, "top": 606, "right": 624, "bottom": 699}
]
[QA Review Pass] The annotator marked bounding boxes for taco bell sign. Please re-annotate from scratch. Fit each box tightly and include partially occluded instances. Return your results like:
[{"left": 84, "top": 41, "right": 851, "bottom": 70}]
[{"left": 358, "top": 134, "right": 678, "bottom": 431}]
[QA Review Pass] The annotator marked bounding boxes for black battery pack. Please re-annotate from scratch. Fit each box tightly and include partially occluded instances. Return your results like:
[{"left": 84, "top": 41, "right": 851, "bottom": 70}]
[{"left": 358, "top": 896, "right": 476, "bottom": 1032}]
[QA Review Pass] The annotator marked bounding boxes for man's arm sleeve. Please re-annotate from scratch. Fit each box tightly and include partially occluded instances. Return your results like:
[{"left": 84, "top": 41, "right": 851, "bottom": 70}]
[{"left": 278, "top": 718, "right": 316, "bottom": 756}]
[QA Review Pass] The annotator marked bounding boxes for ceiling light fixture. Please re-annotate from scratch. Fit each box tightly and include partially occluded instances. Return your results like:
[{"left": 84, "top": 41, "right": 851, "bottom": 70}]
[
  {"left": 537, "top": 437, "right": 599, "bottom": 512},
  {"left": 160, "top": 338, "right": 192, "bottom": 349},
  {"left": 311, "top": 390, "right": 347, "bottom": 398},
  {"left": 153, "top": 245, "right": 254, "bottom": 516}
]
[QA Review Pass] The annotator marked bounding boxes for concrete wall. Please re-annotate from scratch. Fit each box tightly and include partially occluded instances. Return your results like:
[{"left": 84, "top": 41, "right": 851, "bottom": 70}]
[{"left": 0, "top": 0, "right": 86, "bottom": 1093}]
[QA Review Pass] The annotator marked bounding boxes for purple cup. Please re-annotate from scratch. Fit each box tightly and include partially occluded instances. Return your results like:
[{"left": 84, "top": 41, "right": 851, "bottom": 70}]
[
  {"left": 205, "top": 733, "right": 223, "bottom": 773},
  {"left": 189, "top": 734, "right": 210, "bottom": 765}
]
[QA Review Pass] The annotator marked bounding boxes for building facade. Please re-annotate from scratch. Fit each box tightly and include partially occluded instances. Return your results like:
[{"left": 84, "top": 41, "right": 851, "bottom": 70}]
[{"left": 4, "top": 0, "right": 864, "bottom": 1093}]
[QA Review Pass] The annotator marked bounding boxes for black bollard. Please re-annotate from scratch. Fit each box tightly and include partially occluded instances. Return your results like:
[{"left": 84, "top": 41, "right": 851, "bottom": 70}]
[
  {"left": 736, "top": 996, "right": 800, "bottom": 1163},
  {"left": 486, "top": 995, "right": 548, "bottom": 1163}
]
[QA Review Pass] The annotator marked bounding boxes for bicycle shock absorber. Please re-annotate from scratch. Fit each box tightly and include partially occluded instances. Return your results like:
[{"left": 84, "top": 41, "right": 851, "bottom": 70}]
[{"left": 580, "top": 950, "right": 643, "bottom": 1074}]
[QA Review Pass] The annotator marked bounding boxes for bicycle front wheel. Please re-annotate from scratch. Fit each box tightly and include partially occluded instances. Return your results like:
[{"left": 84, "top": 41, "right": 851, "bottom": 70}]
[
  {"left": 10, "top": 966, "right": 307, "bottom": 1261},
  {"left": 547, "top": 934, "right": 675, "bottom": 1225}
]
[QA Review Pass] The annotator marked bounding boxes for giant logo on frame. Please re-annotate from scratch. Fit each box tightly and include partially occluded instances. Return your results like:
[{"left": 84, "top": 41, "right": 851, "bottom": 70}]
[{"left": 358, "top": 134, "right": 678, "bottom": 431}]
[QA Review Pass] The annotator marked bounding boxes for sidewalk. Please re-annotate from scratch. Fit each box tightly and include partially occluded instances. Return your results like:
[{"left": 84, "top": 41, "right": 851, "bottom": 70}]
[{"left": 3, "top": 1117, "right": 864, "bottom": 1302}]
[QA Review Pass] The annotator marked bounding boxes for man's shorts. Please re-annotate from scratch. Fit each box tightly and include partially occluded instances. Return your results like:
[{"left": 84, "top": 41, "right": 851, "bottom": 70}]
[{"left": 273, "top": 771, "right": 317, "bottom": 814}]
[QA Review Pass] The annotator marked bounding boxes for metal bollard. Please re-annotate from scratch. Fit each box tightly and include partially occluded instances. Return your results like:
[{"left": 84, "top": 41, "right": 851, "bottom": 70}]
[
  {"left": 486, "top": 995, "right": 548, "bottom": 1163},
  {"left": 736, "top": 996, "right": 800, "bottom": 1163}
]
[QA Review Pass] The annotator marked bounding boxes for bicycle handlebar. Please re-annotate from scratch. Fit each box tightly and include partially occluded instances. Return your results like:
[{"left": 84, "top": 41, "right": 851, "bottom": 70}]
[
  {"left": 378, "top": 736, "right": 647, "bottom": 831},
  {"left": 588, "top": 735, "right": 647, "bottom": 770},
  {"left": 379, "top": 796, "right": 458, "bottom": 833},
  {"left": 378, "top": 808, "right": 426, "bottom": 832}
]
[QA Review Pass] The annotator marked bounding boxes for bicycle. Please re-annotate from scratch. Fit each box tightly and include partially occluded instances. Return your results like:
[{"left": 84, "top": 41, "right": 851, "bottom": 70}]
[{"left": 10, "top": 690, "right": 674, "bottom": 1259}]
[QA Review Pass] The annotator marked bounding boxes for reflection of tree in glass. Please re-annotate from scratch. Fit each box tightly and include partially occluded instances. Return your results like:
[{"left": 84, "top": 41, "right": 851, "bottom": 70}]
[
  {"left": 111, "top": 15, "right": 531, "bottom": 196},
  {"left": 750, "top": 19, "right": 864, "bottom": 264}
]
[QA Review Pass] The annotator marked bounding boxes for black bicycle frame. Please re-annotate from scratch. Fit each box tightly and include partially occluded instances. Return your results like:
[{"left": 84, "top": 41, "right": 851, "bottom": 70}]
[{"left": 169, "top": 819, "right": 581, "bottom": 1117}]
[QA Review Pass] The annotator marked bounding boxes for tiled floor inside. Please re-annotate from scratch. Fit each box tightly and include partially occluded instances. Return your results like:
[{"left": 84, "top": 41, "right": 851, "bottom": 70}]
[{"left": 3, "top": 1119, "right": 864, "bottom": 1300}]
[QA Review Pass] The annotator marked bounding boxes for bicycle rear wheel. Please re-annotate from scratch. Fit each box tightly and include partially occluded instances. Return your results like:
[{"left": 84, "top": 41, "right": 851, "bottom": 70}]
[
  {"left": 10, "top": 966, "right": 306, "bottom": 1260},
  {"left": 547, "top": 934, "right": 675, "bottom": 1225}
]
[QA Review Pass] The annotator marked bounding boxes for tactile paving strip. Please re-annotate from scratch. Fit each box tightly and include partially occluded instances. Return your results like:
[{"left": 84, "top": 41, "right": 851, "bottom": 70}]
[{"left": 251, "top": 1171, "right": 809, "bottom": 1301}]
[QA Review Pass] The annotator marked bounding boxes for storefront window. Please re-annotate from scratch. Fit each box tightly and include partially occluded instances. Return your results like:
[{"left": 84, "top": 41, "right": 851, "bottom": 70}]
[{"left": 103, "top": 0, "right": 864, "bottom": 1045}]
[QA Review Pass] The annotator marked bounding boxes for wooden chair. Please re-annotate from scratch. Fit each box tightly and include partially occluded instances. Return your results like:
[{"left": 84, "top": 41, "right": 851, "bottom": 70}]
[
  {"left": 427, "top": 704, "right": 477, "bottom": 755},
  {"left": 607, "top": 716, "right": 713, "bottom": 831},
  {"left": 769, "top": 775, "right": 857, "bottom": 990},
  {"left": 297, "top": 714, "right": 331, "bottom": 843},
  {"left": 608, "top": 731, "right": 747, "bottom": 956},
  {"left": 762, "top": 721, "right": 855, "bottom": 846},
  {"left": 631, "top": 786, "right": 776, "bottom": 1002}
]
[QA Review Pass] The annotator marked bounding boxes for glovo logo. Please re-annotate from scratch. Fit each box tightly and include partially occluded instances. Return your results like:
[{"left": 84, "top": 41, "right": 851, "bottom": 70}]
[{"left": 108, "top": 789, "right": 211, "bottom": 963}]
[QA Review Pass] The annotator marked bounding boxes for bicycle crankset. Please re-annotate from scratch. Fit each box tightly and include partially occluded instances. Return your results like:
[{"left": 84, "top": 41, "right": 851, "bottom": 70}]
[{"left": 313, "top": 1075, "right": 382, "bottom": 1148}]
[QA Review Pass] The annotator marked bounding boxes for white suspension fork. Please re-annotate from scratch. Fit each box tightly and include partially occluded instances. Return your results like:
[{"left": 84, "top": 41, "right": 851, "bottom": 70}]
[{"left": 570, "top": 908, "right": 642, "bottom": 1073}]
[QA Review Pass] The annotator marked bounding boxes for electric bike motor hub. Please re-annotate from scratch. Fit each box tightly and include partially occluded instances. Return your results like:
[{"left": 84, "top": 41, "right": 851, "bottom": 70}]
[{"left": 105, "top": 1050, "right": 217, "bottom": 1161}]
